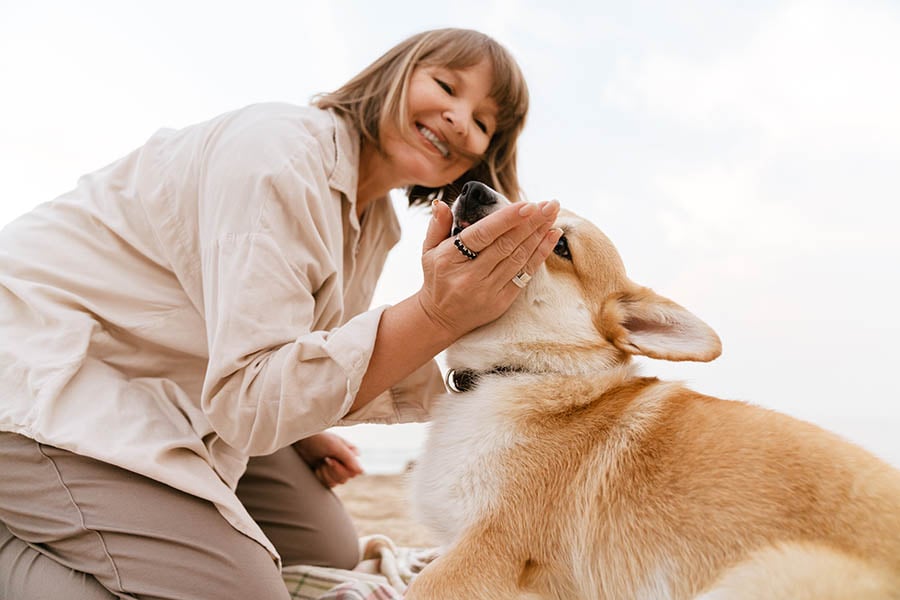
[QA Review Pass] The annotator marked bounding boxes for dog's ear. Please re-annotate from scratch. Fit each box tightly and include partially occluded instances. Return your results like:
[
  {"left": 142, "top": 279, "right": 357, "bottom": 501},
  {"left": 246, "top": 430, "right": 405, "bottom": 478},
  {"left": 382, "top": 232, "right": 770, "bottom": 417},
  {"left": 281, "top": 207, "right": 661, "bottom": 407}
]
[{"left": 601, "top": 287, "right": 722, "bottom": 362}]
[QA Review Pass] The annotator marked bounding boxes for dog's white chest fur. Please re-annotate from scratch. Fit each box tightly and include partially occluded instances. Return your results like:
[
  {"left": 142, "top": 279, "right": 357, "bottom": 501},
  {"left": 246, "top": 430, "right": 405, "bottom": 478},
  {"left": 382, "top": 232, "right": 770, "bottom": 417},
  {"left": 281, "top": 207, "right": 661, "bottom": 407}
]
[{"left": 410, "top": 386, "right": 517, "bottom": 545}]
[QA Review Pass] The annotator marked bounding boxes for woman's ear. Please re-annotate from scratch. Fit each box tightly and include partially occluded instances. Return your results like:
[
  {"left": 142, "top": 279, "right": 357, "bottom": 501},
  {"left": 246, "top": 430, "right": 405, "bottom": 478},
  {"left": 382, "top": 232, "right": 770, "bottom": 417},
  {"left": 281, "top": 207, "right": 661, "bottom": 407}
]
[{"left": 601, "top": 287, "right": 722, "bottom": 363}]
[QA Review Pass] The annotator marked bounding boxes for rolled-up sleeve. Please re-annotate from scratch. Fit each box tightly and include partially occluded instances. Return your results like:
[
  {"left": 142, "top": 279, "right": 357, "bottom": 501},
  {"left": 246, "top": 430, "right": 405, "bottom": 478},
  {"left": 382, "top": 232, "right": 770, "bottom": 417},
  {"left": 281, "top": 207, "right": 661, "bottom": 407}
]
[
  {"left": 338, "top": 356, "right": 444, "bottom": 426},
  {"left": 196, "top": 110, "right": 390, "bottom": 456}
]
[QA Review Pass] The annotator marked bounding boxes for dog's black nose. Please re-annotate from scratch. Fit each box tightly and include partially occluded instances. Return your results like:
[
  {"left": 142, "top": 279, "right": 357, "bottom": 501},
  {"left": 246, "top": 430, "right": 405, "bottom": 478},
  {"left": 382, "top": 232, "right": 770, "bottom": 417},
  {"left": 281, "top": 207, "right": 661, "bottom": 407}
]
[{"left": 459, "top": 181, "right": 498, "bottom": 209}]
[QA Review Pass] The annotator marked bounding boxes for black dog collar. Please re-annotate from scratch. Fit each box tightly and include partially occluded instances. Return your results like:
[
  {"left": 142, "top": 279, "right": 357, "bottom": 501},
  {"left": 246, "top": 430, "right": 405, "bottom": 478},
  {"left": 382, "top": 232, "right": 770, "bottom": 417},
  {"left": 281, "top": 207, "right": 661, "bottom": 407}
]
[{"left": 445, "top": 366, "right": 525, "bottom": 393}]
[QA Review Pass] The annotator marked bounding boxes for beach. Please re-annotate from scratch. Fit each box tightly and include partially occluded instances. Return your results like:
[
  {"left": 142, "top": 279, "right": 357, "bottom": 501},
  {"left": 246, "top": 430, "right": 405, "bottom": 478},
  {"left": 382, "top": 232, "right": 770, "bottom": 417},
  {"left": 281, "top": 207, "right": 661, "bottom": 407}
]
[{"left": 334, "top": 472, "right": 437, "bottom": 548}]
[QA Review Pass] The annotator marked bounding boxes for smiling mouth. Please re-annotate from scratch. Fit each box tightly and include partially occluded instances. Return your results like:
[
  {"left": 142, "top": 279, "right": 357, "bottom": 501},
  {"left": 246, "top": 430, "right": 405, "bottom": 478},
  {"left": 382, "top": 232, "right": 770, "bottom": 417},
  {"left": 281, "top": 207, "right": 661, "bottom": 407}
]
[{"left": 417, "top": 124, "right": 450, "bottom": 158}]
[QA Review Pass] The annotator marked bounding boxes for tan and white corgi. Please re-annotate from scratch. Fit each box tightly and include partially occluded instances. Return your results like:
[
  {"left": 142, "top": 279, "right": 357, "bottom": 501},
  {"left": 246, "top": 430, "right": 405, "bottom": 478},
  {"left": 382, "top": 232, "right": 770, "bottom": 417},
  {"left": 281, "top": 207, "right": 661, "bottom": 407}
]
[{"left": 407, "top": 182, "right": 900, "bottom": 599}]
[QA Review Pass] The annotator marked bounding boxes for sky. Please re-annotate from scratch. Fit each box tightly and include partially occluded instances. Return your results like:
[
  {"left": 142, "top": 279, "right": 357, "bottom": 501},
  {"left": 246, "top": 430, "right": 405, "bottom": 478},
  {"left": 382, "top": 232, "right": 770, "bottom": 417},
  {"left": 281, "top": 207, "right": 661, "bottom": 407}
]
[{"left": 1, "top": 0, "right": 898, "bottom": 469}]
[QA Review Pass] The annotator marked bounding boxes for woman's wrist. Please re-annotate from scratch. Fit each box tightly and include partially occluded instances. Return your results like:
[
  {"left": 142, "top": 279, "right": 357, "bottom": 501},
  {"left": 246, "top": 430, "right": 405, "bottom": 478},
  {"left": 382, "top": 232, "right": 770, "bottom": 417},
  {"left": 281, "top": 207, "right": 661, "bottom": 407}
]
[
  {"left": 411, "top": 290, "right": 462, "bottom": 348},
  {"left": 351, "top": 293, "right": 456, "bottom": 413}
]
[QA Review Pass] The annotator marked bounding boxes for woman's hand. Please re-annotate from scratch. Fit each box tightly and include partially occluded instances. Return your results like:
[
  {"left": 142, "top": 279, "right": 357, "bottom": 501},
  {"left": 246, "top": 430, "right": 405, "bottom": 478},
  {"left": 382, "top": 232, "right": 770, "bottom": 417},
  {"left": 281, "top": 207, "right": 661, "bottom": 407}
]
[
  {"left": 293, "top": 432, "right": 364, "bottom": 488},
  {"left": 416, "top": 198, "right": 562, "bottom": 340},
  {"left": 349, "top": 197, "right": 561, "bottom": 413}
]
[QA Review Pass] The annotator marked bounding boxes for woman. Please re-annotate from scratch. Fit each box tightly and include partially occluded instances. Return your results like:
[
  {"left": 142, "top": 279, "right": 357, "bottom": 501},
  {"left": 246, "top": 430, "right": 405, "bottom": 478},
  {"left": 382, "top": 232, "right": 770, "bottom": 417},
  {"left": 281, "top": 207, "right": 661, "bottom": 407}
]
[{"left": 0, "top": 28, "right": 561, "bottom": 599}]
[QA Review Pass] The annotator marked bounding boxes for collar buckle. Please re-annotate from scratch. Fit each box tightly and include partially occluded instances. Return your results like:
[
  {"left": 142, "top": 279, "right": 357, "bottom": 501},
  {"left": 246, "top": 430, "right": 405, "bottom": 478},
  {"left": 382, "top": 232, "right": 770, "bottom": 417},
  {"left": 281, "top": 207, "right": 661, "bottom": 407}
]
[
  {"left": 445, "top": 368, "right": 471, "bottom": 393},
  {"left": 445, "top": 366, "right": 524, "bottom": 394}
]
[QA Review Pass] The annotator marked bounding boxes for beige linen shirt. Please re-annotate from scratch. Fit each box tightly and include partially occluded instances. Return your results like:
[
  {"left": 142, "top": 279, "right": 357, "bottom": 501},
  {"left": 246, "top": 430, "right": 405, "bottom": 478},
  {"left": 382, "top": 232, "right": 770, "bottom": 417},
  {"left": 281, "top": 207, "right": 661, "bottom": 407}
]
[{"left": 0, "top": 103, "right": 443, "bottom": 562}]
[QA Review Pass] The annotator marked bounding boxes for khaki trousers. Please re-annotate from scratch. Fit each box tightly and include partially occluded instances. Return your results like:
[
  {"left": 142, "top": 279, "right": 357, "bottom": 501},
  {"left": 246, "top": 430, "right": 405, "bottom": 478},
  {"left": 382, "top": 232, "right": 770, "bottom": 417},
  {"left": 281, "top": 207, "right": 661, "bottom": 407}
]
[{"left": 0, "top": 431, "right": 359, "bottom": 599}]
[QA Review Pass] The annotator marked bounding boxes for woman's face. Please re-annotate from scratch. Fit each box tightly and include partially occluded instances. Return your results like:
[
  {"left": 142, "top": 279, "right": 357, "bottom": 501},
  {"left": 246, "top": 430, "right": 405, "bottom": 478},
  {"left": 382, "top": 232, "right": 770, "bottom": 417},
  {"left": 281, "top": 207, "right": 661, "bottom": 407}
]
[{"left": 381, "top": 59, "right": 499, "bottom": 188}]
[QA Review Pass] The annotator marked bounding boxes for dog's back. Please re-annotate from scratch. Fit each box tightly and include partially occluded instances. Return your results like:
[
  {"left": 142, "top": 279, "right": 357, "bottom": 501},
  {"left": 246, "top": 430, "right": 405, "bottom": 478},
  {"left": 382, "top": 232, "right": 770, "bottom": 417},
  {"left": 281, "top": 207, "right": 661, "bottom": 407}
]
[{"left": 414, "top": 369, "right": 900, "bottom": 598}]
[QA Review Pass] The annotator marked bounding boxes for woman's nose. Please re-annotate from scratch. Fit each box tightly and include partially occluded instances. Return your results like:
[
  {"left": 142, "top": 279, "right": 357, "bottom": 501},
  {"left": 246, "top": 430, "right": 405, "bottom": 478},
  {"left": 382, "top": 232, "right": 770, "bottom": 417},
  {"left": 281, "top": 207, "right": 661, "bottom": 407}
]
[{"left": 443, "top": 107, "right": 469, "bottom": 137}]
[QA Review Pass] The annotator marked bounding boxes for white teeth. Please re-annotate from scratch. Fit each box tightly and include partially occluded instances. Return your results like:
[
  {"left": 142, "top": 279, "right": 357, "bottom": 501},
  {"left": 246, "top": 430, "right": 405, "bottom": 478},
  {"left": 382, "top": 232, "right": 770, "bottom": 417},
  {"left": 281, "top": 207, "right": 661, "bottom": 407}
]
[{"left": 417, "top": 125, "right": 450, "bottom": 158}]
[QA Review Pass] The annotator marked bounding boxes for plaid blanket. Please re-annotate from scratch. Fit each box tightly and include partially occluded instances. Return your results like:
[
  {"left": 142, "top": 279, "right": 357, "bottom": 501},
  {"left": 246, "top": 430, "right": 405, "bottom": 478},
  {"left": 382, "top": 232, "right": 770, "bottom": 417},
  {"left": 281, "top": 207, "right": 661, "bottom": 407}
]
[
  {"left": 282, "top": 535, "right": 434, "bottom": 600},
  {"left": 282, "top": 565, "right": 401, "bottom": 599}
]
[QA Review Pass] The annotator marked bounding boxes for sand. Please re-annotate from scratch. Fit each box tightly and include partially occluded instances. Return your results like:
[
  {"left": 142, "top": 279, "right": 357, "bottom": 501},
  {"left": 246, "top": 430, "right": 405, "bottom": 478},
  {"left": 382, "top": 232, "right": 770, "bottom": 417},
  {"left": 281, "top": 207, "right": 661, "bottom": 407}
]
[{"left": 334, "top": 472, "right": 437, "bottom": 548}]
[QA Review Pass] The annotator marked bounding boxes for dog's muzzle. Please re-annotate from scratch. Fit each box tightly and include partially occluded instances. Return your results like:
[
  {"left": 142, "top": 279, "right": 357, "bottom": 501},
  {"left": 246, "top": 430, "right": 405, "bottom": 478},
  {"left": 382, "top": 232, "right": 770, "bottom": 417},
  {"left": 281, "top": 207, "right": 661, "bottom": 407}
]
[{"left": 451, "top": 181, "right": 509, "bottom": 236}]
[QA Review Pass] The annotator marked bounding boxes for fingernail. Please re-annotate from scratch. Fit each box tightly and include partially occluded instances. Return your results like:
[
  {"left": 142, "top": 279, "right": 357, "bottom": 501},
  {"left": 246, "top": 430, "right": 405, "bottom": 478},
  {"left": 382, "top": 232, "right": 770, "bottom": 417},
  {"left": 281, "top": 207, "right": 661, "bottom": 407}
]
[
  {"left": 518, "top": 203, "right": 536, "bottom": 216},
  {"left": 541, "top": 200, "right": 560, "bottom": 216}
]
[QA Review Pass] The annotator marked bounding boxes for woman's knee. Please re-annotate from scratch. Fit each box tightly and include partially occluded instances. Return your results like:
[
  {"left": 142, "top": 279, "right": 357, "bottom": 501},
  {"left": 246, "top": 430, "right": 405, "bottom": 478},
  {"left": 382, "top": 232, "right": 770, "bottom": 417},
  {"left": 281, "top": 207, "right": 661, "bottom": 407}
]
[
  {"left": 268, "top": 492, "right": 360, "bottom": 569},
  {"left": 304, "top": 499, "right": 360, "bottom": 569},
  {"left": 238, "top": 447, "right": 361, "bottom": 569}
]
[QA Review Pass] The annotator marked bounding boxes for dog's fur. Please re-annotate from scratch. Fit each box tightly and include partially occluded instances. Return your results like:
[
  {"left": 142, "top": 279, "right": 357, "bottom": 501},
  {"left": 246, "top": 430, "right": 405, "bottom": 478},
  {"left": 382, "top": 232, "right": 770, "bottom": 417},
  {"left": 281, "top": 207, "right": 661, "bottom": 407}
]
[{"left": 407, "top": 184, "right": 900, "bottom": 599}]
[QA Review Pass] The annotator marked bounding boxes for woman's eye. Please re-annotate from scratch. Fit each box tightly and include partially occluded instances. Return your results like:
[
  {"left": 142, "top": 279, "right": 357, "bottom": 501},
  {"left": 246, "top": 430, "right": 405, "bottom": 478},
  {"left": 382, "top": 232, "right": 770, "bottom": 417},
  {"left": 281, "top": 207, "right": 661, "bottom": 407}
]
[
  {"left": 553, "top": 235, "right": 572, "bottom": 260},
  {"left": 475, "top": 120, "right": 487, "bottom": 134},
  {"left": 435, "top": 79, "right": 452, "bottom": 94}
]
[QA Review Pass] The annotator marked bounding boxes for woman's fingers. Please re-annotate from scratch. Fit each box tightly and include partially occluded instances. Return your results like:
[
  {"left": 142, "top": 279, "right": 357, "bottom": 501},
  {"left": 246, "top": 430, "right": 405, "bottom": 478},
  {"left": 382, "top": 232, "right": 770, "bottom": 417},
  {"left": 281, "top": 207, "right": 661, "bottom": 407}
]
[
  {"left": 325, "top": 457, "right": 355, "bottom": 481},
  {"left": 315, "top": 457, "right": 358, "bottom": 488},
  {"left": 478, "top": 200, "right": 560, "bottom": 279},
  {"left": 297, "top": 432, "right": 365, "bottom": 488},
  {"left": 455, "top": 201, "right": 546, "bottom": 256},
  {"left": 501, "top": 227, "right": 563, "bottom": 292},
  {"left": 422, "top": 199, "right": 453, "bottom": 252},
  {"left": 328, "top": 436, "right": 364, "bottom": 476}
]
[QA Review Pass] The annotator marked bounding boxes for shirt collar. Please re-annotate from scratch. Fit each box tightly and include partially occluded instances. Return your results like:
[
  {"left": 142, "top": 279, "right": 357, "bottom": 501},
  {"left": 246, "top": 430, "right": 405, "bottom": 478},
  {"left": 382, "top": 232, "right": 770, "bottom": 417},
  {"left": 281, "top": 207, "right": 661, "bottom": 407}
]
[
  {"left": 326, "top": 109, "right": 400, "bottom": 247},
  {"left": 327, "top": 109, "right": 360, "bottom": 204}
]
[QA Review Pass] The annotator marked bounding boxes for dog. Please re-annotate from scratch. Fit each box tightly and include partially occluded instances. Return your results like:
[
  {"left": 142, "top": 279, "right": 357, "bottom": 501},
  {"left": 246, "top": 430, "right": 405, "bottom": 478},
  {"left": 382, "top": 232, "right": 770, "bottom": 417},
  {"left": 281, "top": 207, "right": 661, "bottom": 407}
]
[{"left": 406, "top": 182, "right": 900, "bottom": 599}]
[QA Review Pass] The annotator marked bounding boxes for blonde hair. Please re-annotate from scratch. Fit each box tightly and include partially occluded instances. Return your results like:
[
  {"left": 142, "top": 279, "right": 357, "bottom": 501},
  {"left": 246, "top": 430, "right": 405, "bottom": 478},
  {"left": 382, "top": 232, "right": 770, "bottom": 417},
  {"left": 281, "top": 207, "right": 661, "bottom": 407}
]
[{"left": 314, "top": 28, "right": 529, "bottom": 204}]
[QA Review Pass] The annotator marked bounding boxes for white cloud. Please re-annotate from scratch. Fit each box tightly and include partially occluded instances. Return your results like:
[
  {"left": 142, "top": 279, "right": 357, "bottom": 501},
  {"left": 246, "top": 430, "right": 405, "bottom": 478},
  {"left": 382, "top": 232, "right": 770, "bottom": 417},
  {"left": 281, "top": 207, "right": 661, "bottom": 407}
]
[
  {"left": 598, "top": 0, "right": 900, "bottom": 260},
  {"left": 652, "top": 162, "right": 874, "bottom": 255},
  {"left": 606, "top": 0, "right": 900, "bottom": 151},
  {"left": 0, "top": 0, "right": 351, "bottom": 225}
]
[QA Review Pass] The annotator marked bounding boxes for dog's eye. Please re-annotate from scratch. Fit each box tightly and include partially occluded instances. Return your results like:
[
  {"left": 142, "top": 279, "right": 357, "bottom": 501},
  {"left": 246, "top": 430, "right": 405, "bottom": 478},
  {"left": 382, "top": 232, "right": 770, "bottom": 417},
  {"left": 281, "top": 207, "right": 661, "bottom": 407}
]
[{"left": 553, "top": 235, "right": 571, "bottom": 260}]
